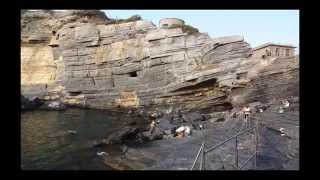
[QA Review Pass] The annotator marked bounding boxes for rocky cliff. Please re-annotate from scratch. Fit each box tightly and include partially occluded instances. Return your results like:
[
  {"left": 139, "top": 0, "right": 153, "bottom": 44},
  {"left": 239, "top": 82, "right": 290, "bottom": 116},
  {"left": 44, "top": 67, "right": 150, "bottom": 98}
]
[{"left": 21, "top": 10, "right": 299, "bottom": 111}]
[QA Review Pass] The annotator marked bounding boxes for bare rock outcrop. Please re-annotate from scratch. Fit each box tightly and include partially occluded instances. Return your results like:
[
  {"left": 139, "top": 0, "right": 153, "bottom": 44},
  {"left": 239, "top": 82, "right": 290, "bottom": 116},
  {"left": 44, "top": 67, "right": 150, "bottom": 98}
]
[{"left": 21, "top": 10, "right": 299, "bottom": 112}]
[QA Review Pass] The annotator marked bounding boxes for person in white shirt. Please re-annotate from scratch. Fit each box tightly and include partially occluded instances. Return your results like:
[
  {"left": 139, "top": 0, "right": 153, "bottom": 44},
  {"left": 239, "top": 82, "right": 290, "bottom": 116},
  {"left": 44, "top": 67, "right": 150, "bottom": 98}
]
[
  {"left": 175, "top": 126, "right": 185, "bottom": 138},
  {"left": 283, "top": 100, "right": 290, "bottom": 108},
  {"left": 242, "top": 106, "right": 251, "bottom": 128},
  {"left": 149, "top": 120, "right": 156, "bottom": 134},
  {"left": 175, "top": 125, "right": 192, "bottom": 138}
]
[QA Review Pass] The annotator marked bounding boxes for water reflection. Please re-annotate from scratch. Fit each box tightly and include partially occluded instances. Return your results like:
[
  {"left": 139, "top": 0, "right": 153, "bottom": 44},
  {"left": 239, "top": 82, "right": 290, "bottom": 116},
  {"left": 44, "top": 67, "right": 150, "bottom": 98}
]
[{"left": 21, "top": 108, "right": 131, "bottom": 170}]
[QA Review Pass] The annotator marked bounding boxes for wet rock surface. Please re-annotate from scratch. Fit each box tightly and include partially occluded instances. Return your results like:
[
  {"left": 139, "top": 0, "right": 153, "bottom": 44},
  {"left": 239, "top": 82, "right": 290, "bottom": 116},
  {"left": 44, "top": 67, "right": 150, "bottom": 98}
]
[
  {"left": 39, "top": 101, "right": 67, "bottom": 111},
  {"left": 21, "top": 96, "right": 44, "bottom": 111}
]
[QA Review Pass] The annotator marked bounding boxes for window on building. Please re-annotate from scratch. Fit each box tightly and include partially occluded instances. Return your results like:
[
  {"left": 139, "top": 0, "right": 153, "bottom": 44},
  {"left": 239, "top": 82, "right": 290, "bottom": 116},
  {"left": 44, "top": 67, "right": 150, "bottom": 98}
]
[
  {"left": 266, "top": 49, "right": 271, "bottom": 56},
  {"left": 285, "top": 49, "right": 290, "bottom": 56},
  {"left": 275, "top": 48, "right": 280, "bottom": 56}
]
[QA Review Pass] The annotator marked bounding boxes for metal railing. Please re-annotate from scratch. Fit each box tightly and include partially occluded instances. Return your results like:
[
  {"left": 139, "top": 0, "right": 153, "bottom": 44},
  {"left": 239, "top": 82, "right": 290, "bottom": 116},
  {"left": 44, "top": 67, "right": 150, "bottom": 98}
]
[{"left": 191, "top": 114, "right": 260, "bottom": 170}]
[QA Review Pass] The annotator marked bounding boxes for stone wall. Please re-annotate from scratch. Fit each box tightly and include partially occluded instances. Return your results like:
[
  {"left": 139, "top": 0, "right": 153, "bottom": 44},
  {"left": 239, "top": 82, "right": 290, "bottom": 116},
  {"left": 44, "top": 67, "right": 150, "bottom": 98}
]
[{"left": 159, "top": 18, "right": 184, "bottom": 28}]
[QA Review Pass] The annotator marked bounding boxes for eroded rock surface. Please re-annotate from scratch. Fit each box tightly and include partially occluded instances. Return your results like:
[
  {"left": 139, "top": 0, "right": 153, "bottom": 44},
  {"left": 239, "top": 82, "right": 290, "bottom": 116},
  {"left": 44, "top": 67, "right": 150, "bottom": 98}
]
[{"left": 21, "top": 10, "right": 298, "bottom": 112}]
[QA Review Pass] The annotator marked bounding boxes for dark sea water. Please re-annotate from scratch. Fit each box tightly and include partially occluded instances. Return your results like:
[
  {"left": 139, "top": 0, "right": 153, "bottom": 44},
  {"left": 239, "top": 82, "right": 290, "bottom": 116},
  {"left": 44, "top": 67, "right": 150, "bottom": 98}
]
[{"left": 21, "top": 108, "right": 133, "bottom": 170}]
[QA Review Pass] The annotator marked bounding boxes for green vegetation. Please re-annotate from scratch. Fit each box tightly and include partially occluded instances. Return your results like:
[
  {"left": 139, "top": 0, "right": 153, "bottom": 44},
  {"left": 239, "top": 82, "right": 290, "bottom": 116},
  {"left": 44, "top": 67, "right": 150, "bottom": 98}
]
[
  {"left": 169, "top": 23, "right": 199, "bottom": 35},
  {"left": 106, "top": 15, "right": 142, "bottom": 25},
  {"left": 117, "top": 15, "right": 142, "bottom": 23},
  {"left": 71, "top": 10, "right": 107, "bottom": 19},
  {"left": 136, "top": 29, "right": 147, "bottom": 34}
]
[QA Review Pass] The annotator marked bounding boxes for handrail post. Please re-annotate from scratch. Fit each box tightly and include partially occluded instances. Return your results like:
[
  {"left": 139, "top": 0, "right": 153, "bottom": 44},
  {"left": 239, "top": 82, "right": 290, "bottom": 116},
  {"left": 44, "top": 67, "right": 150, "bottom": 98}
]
[
  {"left": 202, "top": 144, "right": 206, "bottom": 170},
  {"left": 248, "top": 114, "right": 251, "bottom": 128},
  {"left": 199, "top": 146, "right": 204, "bottom": 170},
  {"left": 254, "top": 121, "right": 259, "bottom": 169},
  {"left": 191, "top": 143, "right": 204, "bottom": 170},
  {"left": 235, "top": 136, "right": 239, "bottom": 169}
]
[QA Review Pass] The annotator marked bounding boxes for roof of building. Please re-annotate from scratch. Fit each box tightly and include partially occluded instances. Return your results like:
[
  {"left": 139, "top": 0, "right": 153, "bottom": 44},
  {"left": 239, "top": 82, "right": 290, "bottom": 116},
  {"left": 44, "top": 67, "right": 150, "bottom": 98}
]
[{"left": 253, "top": 43, "right": 296, "bottom": 51}]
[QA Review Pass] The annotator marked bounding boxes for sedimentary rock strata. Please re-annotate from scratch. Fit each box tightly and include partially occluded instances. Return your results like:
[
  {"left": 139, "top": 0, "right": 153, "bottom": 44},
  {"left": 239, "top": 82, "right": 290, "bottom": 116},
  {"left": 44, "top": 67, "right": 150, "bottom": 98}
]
[{"left": 21, "top": 10, "right": 299, "bottom": 111}]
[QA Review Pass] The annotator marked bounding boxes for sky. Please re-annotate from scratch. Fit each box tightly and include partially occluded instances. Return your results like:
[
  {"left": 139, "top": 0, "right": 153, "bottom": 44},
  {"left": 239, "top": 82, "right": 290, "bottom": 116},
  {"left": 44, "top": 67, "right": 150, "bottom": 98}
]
[{"left": 104, "top": 10, "right": 299, "bottom": 53}]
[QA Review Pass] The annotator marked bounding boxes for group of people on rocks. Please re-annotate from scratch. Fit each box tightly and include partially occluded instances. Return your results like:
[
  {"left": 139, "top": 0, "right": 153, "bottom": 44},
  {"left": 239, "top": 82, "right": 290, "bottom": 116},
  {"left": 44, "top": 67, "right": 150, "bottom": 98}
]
[
  {"left": 149, "top": 119, "right": 192, "bottom": 139},
  {"left": 146, "top": 98, "right": 292, "bottom": 139},
  {"left": 236, "top": 99, "right": 291, "bottom": 128}
]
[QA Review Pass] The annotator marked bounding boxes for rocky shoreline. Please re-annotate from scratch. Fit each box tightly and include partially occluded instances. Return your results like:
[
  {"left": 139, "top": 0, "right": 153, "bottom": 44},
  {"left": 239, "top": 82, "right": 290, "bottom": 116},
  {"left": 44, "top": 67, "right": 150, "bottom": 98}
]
[
  {"left": 86, "top": 96, "right": 298, "bottom": 170},
  {"left": 21, "top": 10, "right": 299, "bottom": 170},
  {"left": 21, "top": 93, "right": 299, "bottom": 170}
]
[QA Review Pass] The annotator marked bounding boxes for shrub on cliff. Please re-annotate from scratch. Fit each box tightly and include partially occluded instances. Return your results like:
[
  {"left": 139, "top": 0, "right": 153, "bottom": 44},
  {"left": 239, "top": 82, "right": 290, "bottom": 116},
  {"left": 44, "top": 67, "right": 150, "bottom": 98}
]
[
  {"left": 106, "top": 15, "right": 142, "bottom": 25},
  {"left": 169, "top": 23, "right": 199, "bottom": 35},
  {"left": 116, "top": 15, "right": 142, "bottom": 23},
  {"left": 71, "top": 10, "right": 108, "bottom": 20}
]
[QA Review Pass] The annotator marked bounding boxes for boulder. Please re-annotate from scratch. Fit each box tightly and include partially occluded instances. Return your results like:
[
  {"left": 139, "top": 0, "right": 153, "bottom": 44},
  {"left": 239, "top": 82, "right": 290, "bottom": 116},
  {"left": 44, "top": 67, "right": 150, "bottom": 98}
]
[
  {"left": 192, "top": 123, "right": 206, "bottom": 130},
  {"left": 172, "top": 111, "right": 183, "bottom": 123},
  {"left": 92, "top": 139, "right": 108, "bottom": 148},
  {"left": 149, "top": 111, "right": 163, "bottom": 119},
  {"left": 164, "top": 130, "right": 172, "bottom": 135},
  {"left": 139, "top": 127, "right": 164, "bottom": 141},
  {"left": 157, "top": 117, "right": 176, "bottom": 132},
  {"left": 41, "top": 101, "right": 66, "bottom": 110},
  {"left": 21, "top": 95, "right": 43, "bottom": 110},
  {"left": 105, "top": 126, "right": 139, "bottom": 145},
  {"left": 182, "top": 112, "right": 205, "bottom": 122}
]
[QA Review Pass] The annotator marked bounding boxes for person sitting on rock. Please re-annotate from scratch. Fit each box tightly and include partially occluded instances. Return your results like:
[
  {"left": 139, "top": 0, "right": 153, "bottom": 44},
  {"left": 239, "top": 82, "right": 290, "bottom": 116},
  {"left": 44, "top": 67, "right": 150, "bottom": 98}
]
[
  {"left": 184, "top": 126, "right": 191, "bottom": 136},
  {"left": 279, "top": 127, "right": 286, "bottom": 136},
  {"left": 149, "top": 120, "right": 156, "bottom": 134},
  {"left": 175, "top": 126, "right": 191, "bottom": 138},
  {"left": 282, "top": 100, "right": 290, "bottom": 109},
  {"left": 175, "top": 126, "right": 185, "bottom": 138},
  {"left": 278, "top": 107, "right": 284, "bottom": 113}
]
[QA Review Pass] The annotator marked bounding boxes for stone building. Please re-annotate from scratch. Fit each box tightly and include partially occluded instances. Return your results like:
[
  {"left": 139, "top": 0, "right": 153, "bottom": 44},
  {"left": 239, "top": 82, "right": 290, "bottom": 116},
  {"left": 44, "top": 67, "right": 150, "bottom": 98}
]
[
  {"left": 159, "top": 18, "right": 185, "bottom": 28},
  {"left": 252, "top": 43, "right": 296, "bottom": 59}
]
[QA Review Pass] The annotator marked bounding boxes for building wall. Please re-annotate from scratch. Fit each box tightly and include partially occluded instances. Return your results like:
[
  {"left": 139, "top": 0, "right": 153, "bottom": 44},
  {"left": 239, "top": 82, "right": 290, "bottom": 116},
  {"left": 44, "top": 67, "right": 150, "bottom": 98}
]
[
  {"left": 159, "top": 18, "right": 184, "bottom": 28},
  {"left": 253, "top": 46, "right": 295, "bottom": 58},
  {"left": 252, "top": 47, "right": 270, "bottom": 58}
]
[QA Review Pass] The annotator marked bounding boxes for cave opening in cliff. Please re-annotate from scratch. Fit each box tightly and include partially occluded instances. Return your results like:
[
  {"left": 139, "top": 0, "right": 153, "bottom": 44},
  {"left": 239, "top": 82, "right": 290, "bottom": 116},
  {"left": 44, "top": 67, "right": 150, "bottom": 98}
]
[
  {"left": 129, "top": 71, "right": 138, "bottom": 77},
  {"left": 69, "top": 91, "right": 82, "bottom": 96},
  {"left": 200, "top": 102, "right": 233, "bottom": 113},
  {"left": 236, "top": 72, "right": 248, "bottom": 80},
  {"left": 172, "top": 78, "right": 217, "bottom": 92}
]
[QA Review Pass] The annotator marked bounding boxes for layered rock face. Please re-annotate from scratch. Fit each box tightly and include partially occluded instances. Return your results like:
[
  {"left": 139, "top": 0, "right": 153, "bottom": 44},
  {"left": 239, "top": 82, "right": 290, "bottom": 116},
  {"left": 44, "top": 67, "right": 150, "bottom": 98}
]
[
  {"left": 21, "top": 10, "right": 299, "bottom": 111},
  {"left": 229, "top": 55, "right": 299, "bottom": 106}
]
